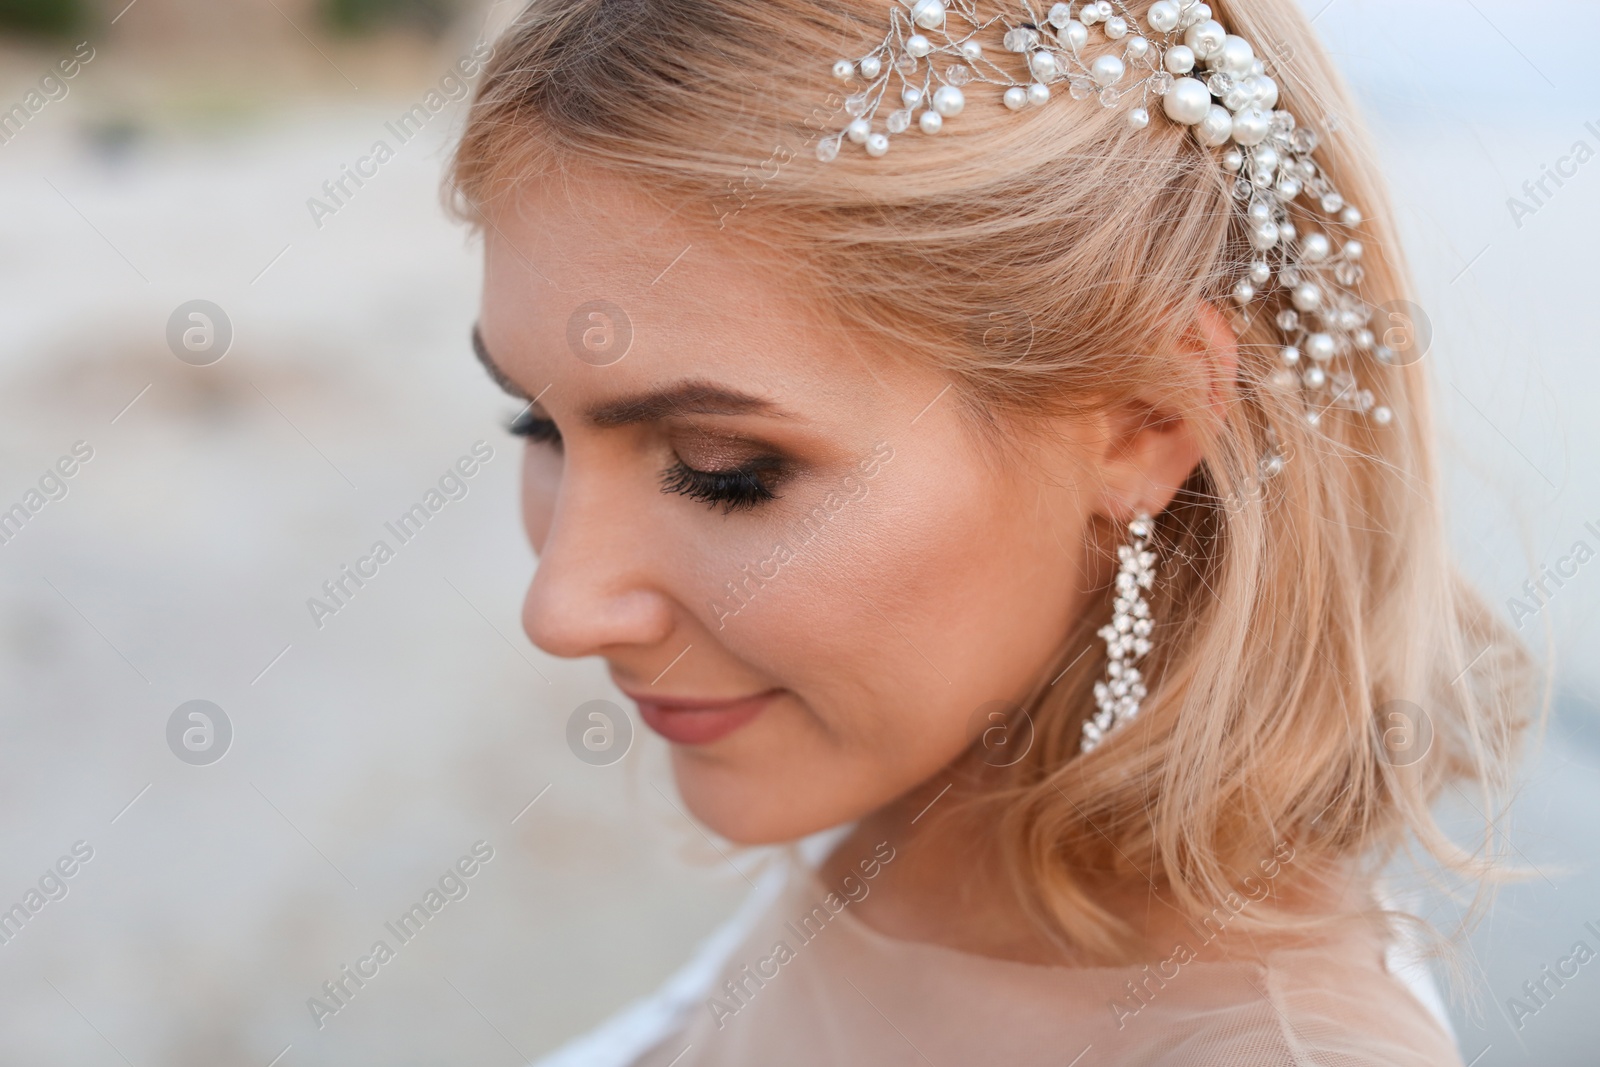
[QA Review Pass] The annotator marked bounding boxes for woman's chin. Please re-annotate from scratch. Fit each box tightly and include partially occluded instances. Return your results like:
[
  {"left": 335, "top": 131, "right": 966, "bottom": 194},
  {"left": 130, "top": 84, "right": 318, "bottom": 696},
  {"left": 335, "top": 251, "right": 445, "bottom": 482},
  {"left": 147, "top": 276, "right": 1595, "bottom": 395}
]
[{"left": 668, "top": 751, "right": 858, "bottom": 846}]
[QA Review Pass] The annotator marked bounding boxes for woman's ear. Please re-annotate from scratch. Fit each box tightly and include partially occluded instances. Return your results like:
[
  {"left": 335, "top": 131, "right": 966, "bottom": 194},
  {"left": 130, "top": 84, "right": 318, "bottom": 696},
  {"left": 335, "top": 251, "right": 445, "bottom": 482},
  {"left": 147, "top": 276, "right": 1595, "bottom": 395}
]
[{"left": 1094, "top": 301, "right": 1239, "bottom": 521}]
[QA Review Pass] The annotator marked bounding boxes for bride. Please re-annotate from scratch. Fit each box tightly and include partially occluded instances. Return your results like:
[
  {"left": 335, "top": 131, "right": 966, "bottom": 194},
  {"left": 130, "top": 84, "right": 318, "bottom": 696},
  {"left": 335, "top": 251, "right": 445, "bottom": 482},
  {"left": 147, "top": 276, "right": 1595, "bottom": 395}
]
[{"left": 449, "top": 0, "right": 1532, "bottom": 1063}]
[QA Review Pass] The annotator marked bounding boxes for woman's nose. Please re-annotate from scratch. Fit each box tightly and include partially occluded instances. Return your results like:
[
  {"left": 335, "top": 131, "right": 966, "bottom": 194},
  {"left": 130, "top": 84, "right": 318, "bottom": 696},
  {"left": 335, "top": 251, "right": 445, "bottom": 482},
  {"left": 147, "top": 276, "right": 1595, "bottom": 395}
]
[{"left": 520, "top": 482, "right": 676, "bottom": 661}]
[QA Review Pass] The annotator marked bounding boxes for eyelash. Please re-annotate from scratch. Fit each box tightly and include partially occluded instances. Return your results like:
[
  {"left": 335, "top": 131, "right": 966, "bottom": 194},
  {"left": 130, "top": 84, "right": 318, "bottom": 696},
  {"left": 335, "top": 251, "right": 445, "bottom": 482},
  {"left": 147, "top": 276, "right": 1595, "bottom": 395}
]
[{"left": 506, "top": 408, "right": 785, "bottom": 513}]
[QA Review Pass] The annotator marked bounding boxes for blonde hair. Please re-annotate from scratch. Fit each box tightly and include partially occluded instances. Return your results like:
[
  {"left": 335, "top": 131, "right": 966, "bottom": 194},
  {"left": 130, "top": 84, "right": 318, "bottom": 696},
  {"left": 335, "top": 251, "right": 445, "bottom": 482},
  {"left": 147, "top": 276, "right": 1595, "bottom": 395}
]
[{"left": 449, "top": 0, "right": 1537, "bottom": 969}]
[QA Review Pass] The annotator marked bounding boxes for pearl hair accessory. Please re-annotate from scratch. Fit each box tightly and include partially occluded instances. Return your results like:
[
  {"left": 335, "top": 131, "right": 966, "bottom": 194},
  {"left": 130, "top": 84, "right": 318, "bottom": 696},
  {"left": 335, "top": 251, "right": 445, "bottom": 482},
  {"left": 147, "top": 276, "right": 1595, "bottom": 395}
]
[
  {"left": 822, "top": 0, "right": 1395, "bottom": 433},
  {"left": 1081, "top": 512, "right": 1156, "bottom": 754}
]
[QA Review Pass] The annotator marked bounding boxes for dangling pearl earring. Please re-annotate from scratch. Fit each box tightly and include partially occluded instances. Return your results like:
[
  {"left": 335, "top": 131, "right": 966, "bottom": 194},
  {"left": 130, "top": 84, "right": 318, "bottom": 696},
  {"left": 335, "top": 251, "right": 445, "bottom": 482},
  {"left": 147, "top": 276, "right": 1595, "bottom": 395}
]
[{"left": 1080, "top": 512, "right": 1156, "bottom": 755}]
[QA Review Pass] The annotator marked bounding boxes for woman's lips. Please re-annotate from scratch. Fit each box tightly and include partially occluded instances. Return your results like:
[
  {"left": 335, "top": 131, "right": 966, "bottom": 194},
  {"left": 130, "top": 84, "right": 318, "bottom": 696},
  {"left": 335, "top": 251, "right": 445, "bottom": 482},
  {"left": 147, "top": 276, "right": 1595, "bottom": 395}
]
[{"left": 628, "top": 689, "right": 779, "bottom": 745}]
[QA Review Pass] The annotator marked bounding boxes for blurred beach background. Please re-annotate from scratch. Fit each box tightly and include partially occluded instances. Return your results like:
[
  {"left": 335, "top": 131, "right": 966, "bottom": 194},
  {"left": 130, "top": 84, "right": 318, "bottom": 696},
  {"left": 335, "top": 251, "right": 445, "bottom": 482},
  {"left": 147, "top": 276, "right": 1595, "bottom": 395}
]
[{"left": 0, "top": 0, "right": 1595, "bottom": 1063}]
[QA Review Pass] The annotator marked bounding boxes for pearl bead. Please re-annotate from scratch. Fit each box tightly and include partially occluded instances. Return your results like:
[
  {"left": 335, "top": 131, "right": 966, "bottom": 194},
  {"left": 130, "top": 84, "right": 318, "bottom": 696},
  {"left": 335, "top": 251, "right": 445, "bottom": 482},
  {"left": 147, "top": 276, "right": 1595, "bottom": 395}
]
[
  {"left": 1292, "top": 283, "right": 1321, "bottom": 311},
  {"left": 1127, "top": 106, "right": 1150, "bottom": 129},
  {"left": 1337, "top": 309, "right": 1361, "bottom": 331},
  {"left": 1249, "top": 261, "right": 1271, "bottom": 285},
  {"left": 1306, "top": 332, "right": 1335, "bottom": 362},
  {"left": 1223, "top": 86, "right": 1250, "bottom": 111},
  {"left": 1164, "top": 44, "right": 1195, "bottom": 73},
  {"left": 1031, "top": 50, "right": 1059, "bottom": 80},
  {"left": 1275, "top": 175, "right": 1302, "bottom": 199},
  {"left": 1003, "top": 85, "right": 1029, "bottom": 111},
  {"left": 1248, "top": 74, "right": 1278, "bottom": 109},
  {"left": 833, "top": 59, "right": 854, "bottom": 80},
  {"left": 1371, "top": 405, "right": 1393, "bottom": 426},
  {"left": 1252, "top": 144, "right": 1279, "bottom": 176},
  {"left": 932, "top": 84, "right": 965, "bottom": 116},
  {"left": 1126, "top": 36, "right": 1150, "bottom": 60},
  {"left": 1230, "top": 107, "right": 1270, "bottom": 146},
  {"left": 1027, "top": 81, "right": 1051, "bottom": 106},
  {"left": 1096, "top": 1, "right": 1113, "bottom": 17},
  {"left": 1270, "top": 368, "right": 1297, "bottom": 390},
  {"left": 1162, "top": 76, "right": 1210, "bottom": 124},
  {"left": 1304, "top": 366, "right": 1327, "bottom": 389},
  {"left": 1234, "top": 280, "right": 1255, "bottom": 304},
  {"left": 907, "top": 34, "right": 931, "bottom": 58},
  {"left": 1300, "top": 232, "right": 1330, "bottom": 262},
  {"left": 1341, "top": 205, "right": 1363, "bottom": 226},
  {"left": 1278, "top": 221, "right": 1296, "bottom": 244},
  {"left": 1221, "top": 147, "right": 1243, "bottom": 172},
  {"left": 846, "top": 118, "right": 871, "bottom": 144},
  {"left": 1147, "top": 0, "right": 1180, "bottom": 33},
  {"left": 1249, "top": 221, "right": 1279, "bottom": 250},
  {"left": 961, "top": 40, "right": 982, "bottom": 60},
  {"left": 902, "top": 86, "right": 923, "bottom": 108},
  {"left": 1061, "top": 20, "right": 1087, "bottom": 51},
  {"left": 919, "top": 110, "right": 943, "bottom": 134},
  {"left": 1354, "top": 328, "right": 1374, "bottom": 350},
  {"left": 1247, "top": 199, "right": 1271, "bottom": 223},
  {"left": 858, "top": 56, "right": 882, "bottom": 80},
  {"left": 1374, "top": 345, "right": 1395, "bottom": 364},
  {"left": 1184, "top": 19, "right": 1226, "bottom": 59},
  {"left": 1215, "top": 35, "right": 1253, "bottom": 76},
  {"left": 1092, "top": 55, "right": 1126, "bottom": 86},
  {"left": 1080, "top": 1, "right": 1100, "bottom": 24},
  {"left": 1281, "top": 345, "right": 1301, "bottom": 365},
  {"left": 1105, "top": 15, "right": 1129, "bottom": 39},
  {"left": 910, "top": 0, "right": 945, "bottom": 30},
  {"left": 865, "top": 132, "right": 890, "bottom": 157},
  {"left": 1344, "top": 240, "right": 1364, "bottom": 260}
]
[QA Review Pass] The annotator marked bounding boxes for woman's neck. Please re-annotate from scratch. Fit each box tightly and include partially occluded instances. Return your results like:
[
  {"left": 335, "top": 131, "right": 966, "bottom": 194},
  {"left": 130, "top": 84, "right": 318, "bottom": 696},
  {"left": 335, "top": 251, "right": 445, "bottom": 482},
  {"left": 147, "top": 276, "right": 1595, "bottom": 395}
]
[{"left": 816, "top": 767, "right": 1368, "bottom": 969}]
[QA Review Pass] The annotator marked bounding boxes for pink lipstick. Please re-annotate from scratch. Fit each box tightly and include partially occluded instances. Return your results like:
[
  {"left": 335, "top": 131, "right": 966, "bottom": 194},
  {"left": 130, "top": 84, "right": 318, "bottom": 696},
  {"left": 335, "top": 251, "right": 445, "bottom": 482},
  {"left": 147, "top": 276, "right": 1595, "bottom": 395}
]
[{"left": 628, "top": 689, "right": 778, "bottom": 745}]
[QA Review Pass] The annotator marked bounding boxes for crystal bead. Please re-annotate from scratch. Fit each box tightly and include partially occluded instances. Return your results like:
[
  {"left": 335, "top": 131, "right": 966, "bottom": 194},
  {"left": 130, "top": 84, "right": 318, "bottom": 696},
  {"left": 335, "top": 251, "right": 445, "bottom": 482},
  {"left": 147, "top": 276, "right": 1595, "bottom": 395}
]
[
  {"left": 1232, "top": 177, "right": 1253, "bottom": 200},
  {"left": 1279, "top": 265, "right": 1300, "bottom": 287},
  {"left": 1270, "top": 111, "right": 1294, "bottom": 135},
  {"left": 1149, "top": 71, "right": 1175, "bottom": 96},
  {"left": 946, "top": 63, "right": 973, "bottom": 86},
  {"left": 1207, "top": 72, "right": 1233, "bottom": 96},
  {"left": 1048, "top": 1, "right": 1072, "bottom": 28},
  {"left": 1276, "top": 308, "right": 1300, "bottom": 332},
  {"left": 887, "top": 108, "right": 912, "bottom": 134},
  {"left": 1335, "top": 262, "right": 1362, "bottom": 286},
  {"left": 1099, "top": 86, "right": 1120, "bottom": 106},
  {"left": 816, "top": 135, "right": 841, "bottom": 162},
  {"left": 1003, "top": 27, "right": 1040, "bottom": 51},
  {"left": 845, "top": 92, "right": 870, "bottom": 117},
  {"left": 1320, "top": 191, "right": 1344, "bottom": 213},
  {"left": 1291, "top": 128, "right": 1318, "bottom": 153},
  {"left": 895, "top": 54, "right": 919, "bottom": 74},
  {"left": 1068, "top": 78, "right": 1094, "bottom": 99}
]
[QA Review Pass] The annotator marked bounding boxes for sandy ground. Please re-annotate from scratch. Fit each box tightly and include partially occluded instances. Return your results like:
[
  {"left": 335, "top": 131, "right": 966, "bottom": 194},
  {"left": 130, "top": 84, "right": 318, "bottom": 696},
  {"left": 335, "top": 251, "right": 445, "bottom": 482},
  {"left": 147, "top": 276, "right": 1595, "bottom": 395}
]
[{"left": 0, "top": 1, "right": 1596, "bottom": 1064}]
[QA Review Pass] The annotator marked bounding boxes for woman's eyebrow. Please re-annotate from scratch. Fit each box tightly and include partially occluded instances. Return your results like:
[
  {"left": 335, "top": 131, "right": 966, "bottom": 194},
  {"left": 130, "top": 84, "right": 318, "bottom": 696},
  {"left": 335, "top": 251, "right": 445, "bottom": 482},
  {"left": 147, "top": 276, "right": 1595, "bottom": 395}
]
[
  {"left": 471, "top": 325, "right": 529, "bottom": 399},
  {"left": 584, "top": 382, "right": 782, "bottom": 427}
]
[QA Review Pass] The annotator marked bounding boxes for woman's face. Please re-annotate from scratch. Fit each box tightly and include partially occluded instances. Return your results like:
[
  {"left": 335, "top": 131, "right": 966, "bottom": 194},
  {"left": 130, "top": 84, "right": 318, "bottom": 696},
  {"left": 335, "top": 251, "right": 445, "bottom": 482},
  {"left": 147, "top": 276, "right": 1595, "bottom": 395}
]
[{"left": 475, "top": 171, "right": 1105, "bottom": 844}]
